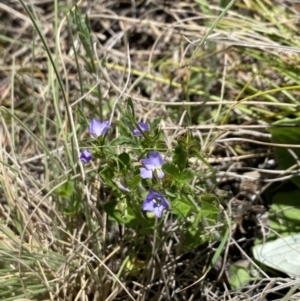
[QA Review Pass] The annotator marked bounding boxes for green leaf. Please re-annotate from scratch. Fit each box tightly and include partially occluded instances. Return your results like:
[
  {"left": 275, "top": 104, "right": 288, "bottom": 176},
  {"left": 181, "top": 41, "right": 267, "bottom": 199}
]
[
  {"left": 188, "top": 142, "right": 201, "bottom": 154},
  {"left": 201, "top": 193, "right": 219, "bottom": 206},
  {"left": 163, "top": 162, "right": 179, "bottom": 177},
  {"left": 115, "top": 119, "right": 132, "bottom": 136},
  {"left": 150, "top": 117, "right": 162, "bottom": 131},
  {"left": 126, "top": 97, "right": 135, "bottom": 118},
  {"left": 193, "top": 153, "right": 216, "bottom": 180},
  {"left": 183, "top": 212, "right": 214, "bottom": 248},
  {"left": 200, "top": 194, "right": 221, "bottom": 220},
  {"left": 184, "top": 229, "right": 209, "bottom": 249},
  {"left": 269, "top": 126, "right": 300, "bottom": 188},
  {"left": 155, "top": 140, "right": 167, "bottom": 150},
  {"left": 268, "top": 189, "right": 300, "bottom": 238},
  {"left": 110, "top": 136, "right": 135, "bottom": 146},
  {"left": 229, "top": 264, "right": 252, "bottom": 289},
  {"left": 55, "top": 181, "right": 74, "bottom": 198},
  {"left": 171, "top": 197, "right": 192, "bottom": 218},
  {"left": 177, "top": 136, "right": 186, "bottom": 148},
  {"left": 77, "top": 108, "right": 89, "bottom": 126},
  {"left": 118, "top": 152, "right": 130, "bottom": 170},
  {"left": 181, "top": 184, "right": 191, "bottom": 194},
  {"left": 128, "top": 174, "right": 141, "bottom": 190},
  {"left": 63, "top": 199, "right": 81, "bottom": 216},
  {"left": 106, "top": 158, "right": 117, "bottom": 169},
  {"left": 104, "top": 200, "right": 136, "bottom": 224},
  {"left": 180, "top": 168, "right": 194, "bottom": 184},
  {"left": 162, "top": 174, "right": 174, "bottom": 189},
  {"left": 99, "top": 167, "right": 115, "bottom": 188},
  {"left": 173, "top": 145, "right": 188, "bottom": 170}
]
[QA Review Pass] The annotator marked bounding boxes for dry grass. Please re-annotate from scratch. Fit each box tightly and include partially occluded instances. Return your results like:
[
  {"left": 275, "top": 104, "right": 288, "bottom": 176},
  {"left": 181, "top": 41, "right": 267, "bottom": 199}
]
[{"left": 0, "top": 0, "right": 300, "bottom": 300}]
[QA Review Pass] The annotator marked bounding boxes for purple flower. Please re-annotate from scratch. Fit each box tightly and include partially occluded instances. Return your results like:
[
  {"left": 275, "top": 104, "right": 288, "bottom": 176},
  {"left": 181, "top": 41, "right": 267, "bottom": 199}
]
[
  {"left": 133, "top": 122, "right": 149, "bottom": 137},
  {"left": 142, "top": 190, "right": 169, "bottom": 218},
  {"left": 140, "top": 151, "right": 164, "bottom": 179},
  {"left": 80, "top": 149, "right": 92, "bottom": 163},
  {"left": 89, "top": 118, "right": 110, "bottom": 137}
]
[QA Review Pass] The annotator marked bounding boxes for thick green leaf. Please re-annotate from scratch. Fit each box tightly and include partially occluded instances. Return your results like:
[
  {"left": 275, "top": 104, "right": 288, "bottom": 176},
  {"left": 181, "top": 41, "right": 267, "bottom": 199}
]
[
  {"left": 180, "top": 168, "right": 194, "bottom": 184},
  {"left": 171, "top": 197, "right": 192, "bottom": 219},
  {"left": 128, "top": 174, "right": 141, "bottom": 190},
  {"left": 104, "top": 200, "right": 136, "bottom": 224},
  {"left": 55, "top": 181, "right": 74, "bottom": 198},
  {"left": 99, "top": 167, "right": 115, "bottom": 189},
  {"left": 200, "top": 194, "right": 221, "bottom": 222},
  {"left": 201, "top": 193, "right": 220, "bottom": 207},
  {"left": 118, "top": 152, "right": 130, "bottom": 170},
  {"left": 269, "top": 189, "right": 300, "bottom": 238},
  {"left": 173, "top": 146, "right": 188, "bottom": 170},
  {"left": 163, "top": 162, "right": 179, "bottom": 177},
  {"left": 229, "top": 264, "right": 252, "bottom": 289}
]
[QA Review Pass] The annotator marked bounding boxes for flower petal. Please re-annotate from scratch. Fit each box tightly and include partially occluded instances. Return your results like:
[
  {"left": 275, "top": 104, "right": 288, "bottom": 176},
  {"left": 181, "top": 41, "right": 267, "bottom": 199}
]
[
  {"left": 140, "top": 167, "right": 153, "bottom": 179},
  {"left": 89, "top": 119, "right": 110, "bottom": 137},
  {"left": 156, "top": 169, "right": 165, "bottom": 179},
  {"left": 141, "top": 151, "right": 163, "bottom": 169},
  {"left": 154, "top": 206, "right": 164, "bottom": 218},
  {"left": 142, "top": 199, "right": 156, "bottom": 211},
  {"left": 142, "top": 190, "right": 169, "bottom": 218},
  {"left": 148, "top": 151, "right": 163, "bottom": 167},
  {"left": 140, "top": 158, "right": 156, "bottom": 170},
  {"left": 80, "top": 150, "right": 92, "bottom": 163},
  {"left": 133, "top": 122, "right": 149, "bottom": 137},
  {"left": 140, "top": 151, "right": 164, "bottom": 179}
]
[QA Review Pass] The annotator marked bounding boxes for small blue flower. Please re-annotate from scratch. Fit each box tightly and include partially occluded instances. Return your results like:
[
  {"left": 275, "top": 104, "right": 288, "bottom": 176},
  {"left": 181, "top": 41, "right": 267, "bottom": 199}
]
[
  {"left": 89, "top": 118, "right": 110, "bottom": 138},
  {"left": 80, "top": 150, "right": 92, "bottom": 163},
  {"left": 142, "top": 190, "right": 169, "bottom": 218},
  {"left": 133, "top": 122, "right": 149, "bottom": 137},
  {"left": 140, "top": 151, "right": 164, "bottom": 179}
]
